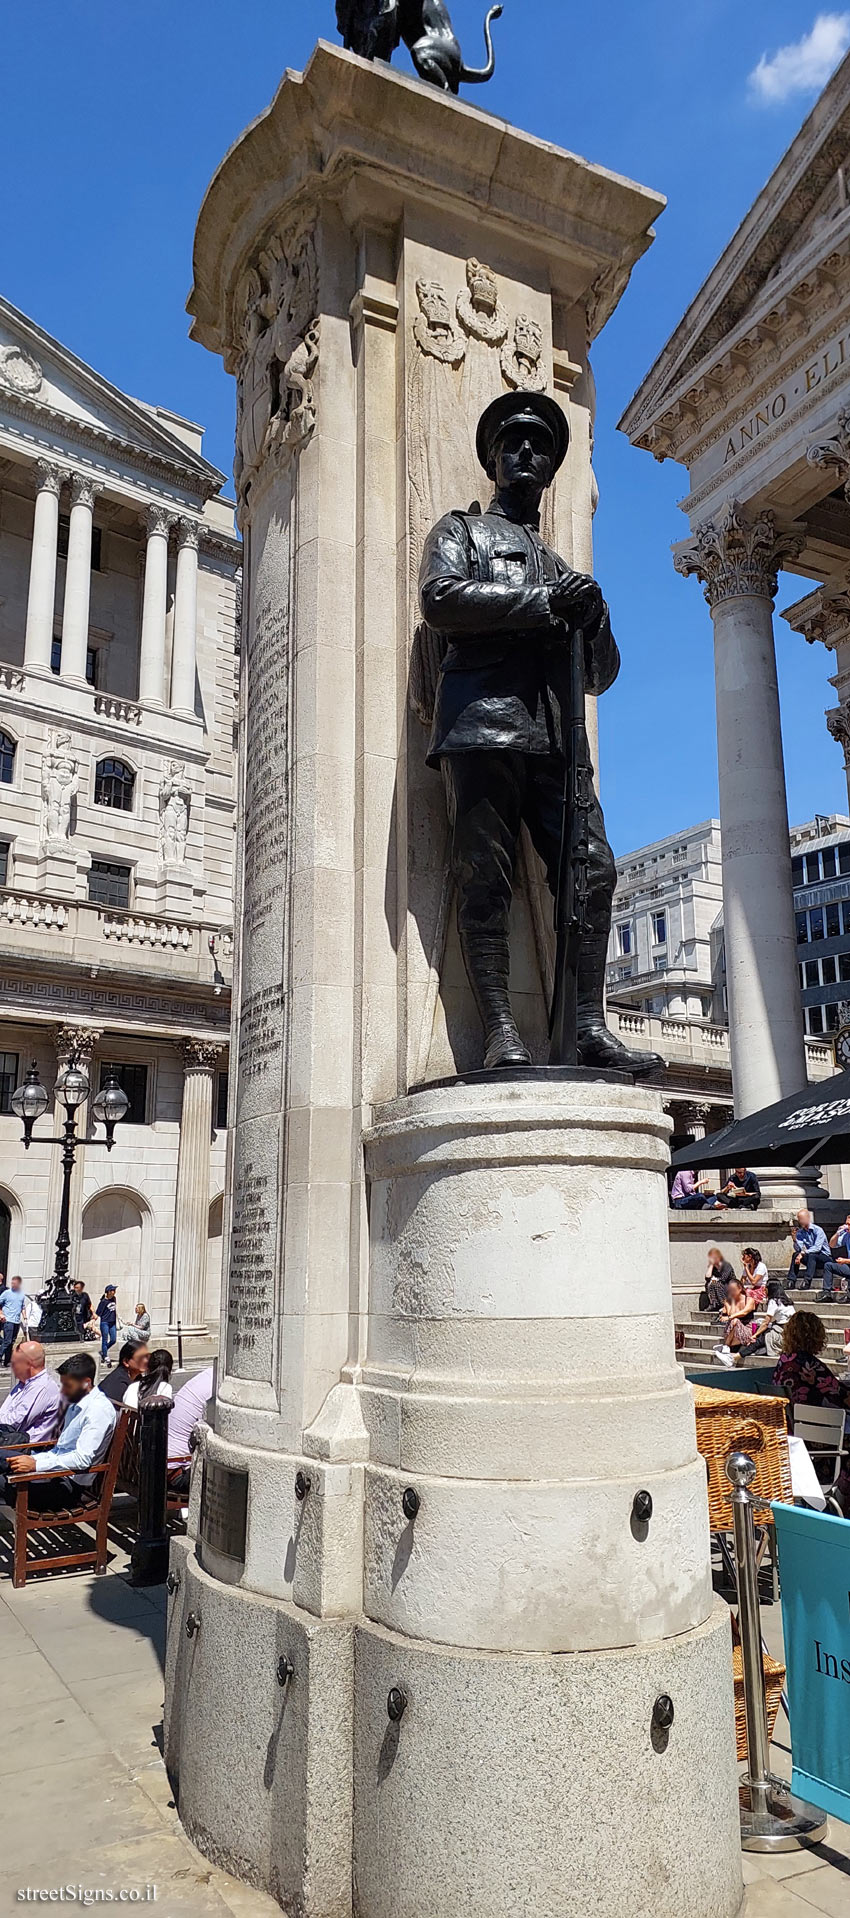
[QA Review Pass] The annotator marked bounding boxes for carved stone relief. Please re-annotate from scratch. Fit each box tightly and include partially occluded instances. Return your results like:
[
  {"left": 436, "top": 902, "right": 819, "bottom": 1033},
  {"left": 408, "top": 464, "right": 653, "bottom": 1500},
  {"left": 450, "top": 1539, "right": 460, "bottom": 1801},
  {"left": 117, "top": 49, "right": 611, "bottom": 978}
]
[
  {"left": 233, "top": 222, "right": 319, "bottom": 520},
  {"left": 0, "top": 344, "right": 43, "bottom": 399},
  {"left": 42, "top": 730, "right": 79, "bottom": 846},
  {"left": 159, "top": 761, "right": 191, "bottom": 866},
  {"left": 501, "top": 315, "right": 547, "bottom": 393}
]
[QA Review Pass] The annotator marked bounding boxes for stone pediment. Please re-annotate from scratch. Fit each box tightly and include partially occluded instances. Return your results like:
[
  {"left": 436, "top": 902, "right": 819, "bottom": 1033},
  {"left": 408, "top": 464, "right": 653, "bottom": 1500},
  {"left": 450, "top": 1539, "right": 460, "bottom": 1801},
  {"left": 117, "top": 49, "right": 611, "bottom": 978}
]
[
  {"left": 619, "top": 50, "right": 850, "bottom": 453},
  {"left": 0, "top": 294, "right": 223, "bottom": 498}
]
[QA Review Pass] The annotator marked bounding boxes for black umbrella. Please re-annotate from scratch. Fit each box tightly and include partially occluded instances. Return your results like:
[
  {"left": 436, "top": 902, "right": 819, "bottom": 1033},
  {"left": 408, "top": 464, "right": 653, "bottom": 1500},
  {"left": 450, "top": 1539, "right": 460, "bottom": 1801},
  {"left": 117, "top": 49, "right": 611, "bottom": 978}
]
[{"left": 670, "top": 1069, "right": 850, "bottom": 1171}]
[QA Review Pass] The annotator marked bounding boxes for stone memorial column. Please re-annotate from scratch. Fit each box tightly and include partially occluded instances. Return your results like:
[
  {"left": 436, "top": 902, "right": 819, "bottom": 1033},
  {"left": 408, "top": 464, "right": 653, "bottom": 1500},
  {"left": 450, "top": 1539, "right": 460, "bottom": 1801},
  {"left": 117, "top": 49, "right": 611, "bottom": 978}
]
[
  {"left": 676, "top": 503, "right": 808, "bottom": 1116},
  {"left": 24, "top": 462, "right": 63, "bottom": 674},
  {"left": 169, "top": 1041, "right": 222, "bottom": 1333},
  {"left": 164, "top": 47, "right": 742, "bottom": 1918}
]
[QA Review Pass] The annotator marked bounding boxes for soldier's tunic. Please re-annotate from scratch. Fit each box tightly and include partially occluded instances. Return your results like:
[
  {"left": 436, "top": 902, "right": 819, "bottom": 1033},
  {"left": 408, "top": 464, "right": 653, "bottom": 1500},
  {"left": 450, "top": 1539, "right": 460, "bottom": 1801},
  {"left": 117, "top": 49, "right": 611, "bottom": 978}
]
[{"left": 419, "top": 501, "right": 619, "bottom": 939}]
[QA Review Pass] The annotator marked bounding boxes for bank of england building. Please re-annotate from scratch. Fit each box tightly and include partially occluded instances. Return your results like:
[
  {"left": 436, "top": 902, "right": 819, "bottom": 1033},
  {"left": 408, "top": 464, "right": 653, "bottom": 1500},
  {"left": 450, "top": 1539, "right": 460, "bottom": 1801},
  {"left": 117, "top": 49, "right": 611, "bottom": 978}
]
[{"left": 0, "top": 293, "right": 240, "bottom": 1330}]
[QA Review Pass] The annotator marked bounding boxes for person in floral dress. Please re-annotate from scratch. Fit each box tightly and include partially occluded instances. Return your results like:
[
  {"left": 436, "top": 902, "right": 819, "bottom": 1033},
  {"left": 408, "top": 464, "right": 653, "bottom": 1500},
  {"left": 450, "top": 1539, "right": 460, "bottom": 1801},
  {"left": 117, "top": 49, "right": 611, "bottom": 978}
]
[{"left": 773, "top": 1312, "right": 850, "bottom": 1515}]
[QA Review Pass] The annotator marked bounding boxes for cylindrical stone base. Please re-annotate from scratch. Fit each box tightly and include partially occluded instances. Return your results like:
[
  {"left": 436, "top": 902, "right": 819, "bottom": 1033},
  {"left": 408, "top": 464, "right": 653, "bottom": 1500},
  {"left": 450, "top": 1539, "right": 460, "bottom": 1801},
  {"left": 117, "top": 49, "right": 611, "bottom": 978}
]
[{"left": 354, "top": 1606, "right": 744, "bottom": 1918}]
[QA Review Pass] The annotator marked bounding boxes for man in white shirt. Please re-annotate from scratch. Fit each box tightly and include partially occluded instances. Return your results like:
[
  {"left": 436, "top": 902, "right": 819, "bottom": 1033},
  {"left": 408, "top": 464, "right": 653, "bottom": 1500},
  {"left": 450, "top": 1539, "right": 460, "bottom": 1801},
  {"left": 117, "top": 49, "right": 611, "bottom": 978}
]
[{"left": 1, "top": 1352, "right": 116, "bottom": 1511}]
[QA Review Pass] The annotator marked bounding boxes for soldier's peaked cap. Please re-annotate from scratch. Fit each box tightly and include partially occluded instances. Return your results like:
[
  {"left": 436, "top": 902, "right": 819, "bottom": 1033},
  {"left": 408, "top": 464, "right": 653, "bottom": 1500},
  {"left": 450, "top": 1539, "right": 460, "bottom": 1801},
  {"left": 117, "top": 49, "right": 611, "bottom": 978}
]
[{"left": 476, "top": 392, "right": 569, "bottom": 479}]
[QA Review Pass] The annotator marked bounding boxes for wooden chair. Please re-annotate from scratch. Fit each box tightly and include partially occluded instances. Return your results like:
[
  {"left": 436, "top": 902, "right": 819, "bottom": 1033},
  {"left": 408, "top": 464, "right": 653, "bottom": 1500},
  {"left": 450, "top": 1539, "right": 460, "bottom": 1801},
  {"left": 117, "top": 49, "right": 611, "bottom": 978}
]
[{"left": 1, "top": 1410, "right": 130, "bottom": 1588}]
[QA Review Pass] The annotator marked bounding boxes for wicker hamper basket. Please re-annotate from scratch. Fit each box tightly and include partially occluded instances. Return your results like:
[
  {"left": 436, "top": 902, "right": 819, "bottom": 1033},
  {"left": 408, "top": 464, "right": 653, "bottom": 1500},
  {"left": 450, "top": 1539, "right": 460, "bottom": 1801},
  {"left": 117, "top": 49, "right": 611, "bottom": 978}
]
[
  {"left": 731, "top": 1622, "right": 786, "bottom": 1763},
  {"left": 692, "top": 1383, "right": 792, "bottom": 1532}
]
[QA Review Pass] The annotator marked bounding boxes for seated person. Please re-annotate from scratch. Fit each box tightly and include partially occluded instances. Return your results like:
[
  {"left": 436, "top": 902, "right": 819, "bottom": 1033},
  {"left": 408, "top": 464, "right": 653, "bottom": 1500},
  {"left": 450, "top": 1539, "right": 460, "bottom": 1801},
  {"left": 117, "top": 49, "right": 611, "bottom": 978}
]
[
  {"left": 788, "top": 1208, "right": 848, "bottom": 1297},
  {"left": 124, "top": 1348, "right": 174, "bottom": 1409},
  {"left": 713, "top": 1277, "right": 760, "bottom": 1366},
  {"left": 167, "top": 1364, "right": 215, "bottom": 1492},
  {"left": 669, "top": 1168, "right": 715, "bottom": 1210},
  {"left": 0, "top": 1341, "right": 62, "bottom": 1446},
  {"left": 829, "top": 1214, "right": 850, "bottom": 1286},
  {"left": 740, "top": 1246, "right": 768, "bottom": 1308},
  {"left": 712, "top": 1167, "right": 761, "bottom": 1211},
  {"left": 125, "top": 1303, "right": 151, "bottom": 1347},
  {"left": 99, "top": 1342, "right": 149, "bottom": 1404},
  {"left": 701, "top": 1247, "right": 735, "bottom": 1314},
  {"left": 0, "top": 1352, "right": 116, "bottom": 1513},
  {"left": 749, "top": 1281, "right": 795, "bottom": 1359},
  {"left": 773, "top": 1311, "right": 850, "bottom": 1513}
]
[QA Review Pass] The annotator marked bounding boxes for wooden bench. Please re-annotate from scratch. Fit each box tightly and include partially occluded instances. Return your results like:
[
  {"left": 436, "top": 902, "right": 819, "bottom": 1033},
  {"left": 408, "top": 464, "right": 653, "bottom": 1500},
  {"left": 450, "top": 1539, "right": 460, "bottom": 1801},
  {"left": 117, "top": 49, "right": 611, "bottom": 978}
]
[{"left": 1, "top": 1410, "right": 130, "bottom": 1588}]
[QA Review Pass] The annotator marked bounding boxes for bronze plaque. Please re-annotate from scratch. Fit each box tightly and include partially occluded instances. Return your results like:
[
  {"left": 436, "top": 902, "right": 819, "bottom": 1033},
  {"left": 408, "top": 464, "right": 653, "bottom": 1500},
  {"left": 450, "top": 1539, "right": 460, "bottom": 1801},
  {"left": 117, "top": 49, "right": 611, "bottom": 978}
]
[{"left": 200, "top": 1459, "right": 249, "bottom": 1568}]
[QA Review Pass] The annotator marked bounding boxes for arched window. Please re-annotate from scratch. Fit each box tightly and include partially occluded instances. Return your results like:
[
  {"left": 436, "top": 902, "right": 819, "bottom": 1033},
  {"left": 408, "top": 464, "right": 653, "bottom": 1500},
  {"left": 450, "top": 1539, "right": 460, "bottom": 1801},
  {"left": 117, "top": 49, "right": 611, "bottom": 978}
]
[
  {"left": 94, "top": 757, "right": 135, "bottom": 811},
  {"left": 0, "top": 731, "right": 16, "bottom": 786}
]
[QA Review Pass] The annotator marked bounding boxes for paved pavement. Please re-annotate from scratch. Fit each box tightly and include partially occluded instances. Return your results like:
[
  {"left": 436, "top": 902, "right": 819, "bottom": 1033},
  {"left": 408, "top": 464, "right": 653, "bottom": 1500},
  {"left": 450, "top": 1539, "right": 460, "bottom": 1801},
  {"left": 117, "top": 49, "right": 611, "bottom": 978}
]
[{"left": 0, "top": 1529, "right": 847, "bottom": 1915}]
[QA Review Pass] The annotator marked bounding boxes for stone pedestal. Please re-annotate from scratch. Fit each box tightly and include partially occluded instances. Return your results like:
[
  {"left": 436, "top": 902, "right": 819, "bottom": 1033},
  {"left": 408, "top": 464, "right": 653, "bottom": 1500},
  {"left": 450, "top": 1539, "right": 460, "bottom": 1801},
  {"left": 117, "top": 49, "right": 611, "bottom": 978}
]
[{"left": 165, "top": 42, "right": 742, "bottom": 1918}]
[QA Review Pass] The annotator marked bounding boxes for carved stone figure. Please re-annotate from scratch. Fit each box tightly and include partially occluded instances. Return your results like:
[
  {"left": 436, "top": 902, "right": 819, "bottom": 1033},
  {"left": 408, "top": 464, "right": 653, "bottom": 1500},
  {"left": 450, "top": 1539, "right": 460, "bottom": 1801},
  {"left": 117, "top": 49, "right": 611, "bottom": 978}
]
[
  {"left": 419, "top": 391, "right": 662, "bottom": 1077},
  {"left": 42, "top": 731, "right": 78, "bottom": 845},
  {"left": 233, "top": 226, "right": 319, "bottom": 514},
  {"left": 336, "top": 0, "right": 502, "bottom": 94},
  {"left": 458, "top": 259, "right": 509, "bottom": 470},
  {"left": 159, "top": 762, "right": 191, "bottom": 866},
  {"left": 501, "top": 314, "right": 547, "bottom": 393}
]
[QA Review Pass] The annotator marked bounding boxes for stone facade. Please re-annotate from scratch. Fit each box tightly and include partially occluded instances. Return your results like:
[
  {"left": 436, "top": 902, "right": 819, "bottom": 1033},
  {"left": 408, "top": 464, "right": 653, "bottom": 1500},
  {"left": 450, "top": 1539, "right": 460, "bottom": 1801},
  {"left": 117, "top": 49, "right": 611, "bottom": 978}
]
[
  {"left": 0, "top": 292, "right": 240, "bottom": 1330},
  {"left": 619, "top": 46, "right": 850, "bottom": 1148}
]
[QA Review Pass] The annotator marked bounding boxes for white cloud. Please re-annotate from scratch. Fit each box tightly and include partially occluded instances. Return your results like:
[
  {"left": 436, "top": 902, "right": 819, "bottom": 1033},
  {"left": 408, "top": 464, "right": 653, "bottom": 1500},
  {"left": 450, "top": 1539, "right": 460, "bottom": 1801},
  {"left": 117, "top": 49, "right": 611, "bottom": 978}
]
[{"left": 750, "top": 11, "right": 850, "bottom": 104}]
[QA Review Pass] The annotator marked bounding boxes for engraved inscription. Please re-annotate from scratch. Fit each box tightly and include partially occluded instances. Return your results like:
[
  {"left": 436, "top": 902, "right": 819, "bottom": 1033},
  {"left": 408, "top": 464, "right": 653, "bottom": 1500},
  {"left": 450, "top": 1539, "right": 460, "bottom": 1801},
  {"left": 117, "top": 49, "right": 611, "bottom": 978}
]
[
  {"left": 226, "top": 1140, "right": 277, "bottom": 1379},
  {"left": 201, "top": 1459, "right": 249, "bottom": 1567},
  {"left": 242, "top": 602, "right": 289, "bottom": 946}
]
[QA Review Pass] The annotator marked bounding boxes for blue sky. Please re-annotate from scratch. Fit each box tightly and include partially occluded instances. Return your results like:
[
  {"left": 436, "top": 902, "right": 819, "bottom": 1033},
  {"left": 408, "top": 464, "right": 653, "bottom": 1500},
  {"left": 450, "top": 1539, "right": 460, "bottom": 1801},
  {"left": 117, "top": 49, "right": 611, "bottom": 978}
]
[{"left": 3, "top": 1, "right": 849, "bottom": 852}]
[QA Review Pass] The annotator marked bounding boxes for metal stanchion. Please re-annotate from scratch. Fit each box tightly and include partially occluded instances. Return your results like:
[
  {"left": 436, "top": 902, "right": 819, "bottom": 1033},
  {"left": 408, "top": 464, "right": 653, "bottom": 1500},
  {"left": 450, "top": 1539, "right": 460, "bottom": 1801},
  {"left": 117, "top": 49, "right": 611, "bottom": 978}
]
[
  {"left": 726, "top": 1452, "right": 828, "bottom": 1852},
  {"left": 177, "top": 1319, "right": 184, "bottom": 1371},
  {"left": 130, "top": 1399, "right": 171, "bottom": 1587}
]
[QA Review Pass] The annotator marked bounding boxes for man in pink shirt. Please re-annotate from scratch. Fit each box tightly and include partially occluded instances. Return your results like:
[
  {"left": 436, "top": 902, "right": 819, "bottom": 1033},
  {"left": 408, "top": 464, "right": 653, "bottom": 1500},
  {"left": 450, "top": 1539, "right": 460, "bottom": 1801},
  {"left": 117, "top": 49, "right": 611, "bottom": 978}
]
[{"left": 0, "top": 1341, "right": 62, "bottom": 1447}]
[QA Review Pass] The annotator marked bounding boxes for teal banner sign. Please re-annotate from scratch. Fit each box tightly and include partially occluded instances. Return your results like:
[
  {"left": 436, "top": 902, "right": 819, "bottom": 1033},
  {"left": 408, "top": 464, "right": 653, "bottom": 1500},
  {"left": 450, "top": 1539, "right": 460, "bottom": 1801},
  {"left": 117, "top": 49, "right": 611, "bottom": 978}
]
[{"left": 772, "top": 1501, "right": 850, "bottom": 1822}]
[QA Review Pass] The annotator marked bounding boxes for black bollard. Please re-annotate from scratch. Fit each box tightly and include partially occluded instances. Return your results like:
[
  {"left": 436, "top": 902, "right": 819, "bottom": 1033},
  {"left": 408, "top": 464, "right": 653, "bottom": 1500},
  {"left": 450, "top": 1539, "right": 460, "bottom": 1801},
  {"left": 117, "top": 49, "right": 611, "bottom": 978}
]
[{"left": 130, "top": 1399, "right": 171, "bottom": 1586}]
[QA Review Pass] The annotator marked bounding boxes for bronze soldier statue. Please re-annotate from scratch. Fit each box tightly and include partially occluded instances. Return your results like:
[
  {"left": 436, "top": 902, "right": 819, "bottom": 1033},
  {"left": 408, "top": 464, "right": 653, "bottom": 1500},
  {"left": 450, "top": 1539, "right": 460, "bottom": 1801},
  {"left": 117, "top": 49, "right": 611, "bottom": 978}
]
[{"left": 419, "top": 391, "right": 662, "bottom": 1078}]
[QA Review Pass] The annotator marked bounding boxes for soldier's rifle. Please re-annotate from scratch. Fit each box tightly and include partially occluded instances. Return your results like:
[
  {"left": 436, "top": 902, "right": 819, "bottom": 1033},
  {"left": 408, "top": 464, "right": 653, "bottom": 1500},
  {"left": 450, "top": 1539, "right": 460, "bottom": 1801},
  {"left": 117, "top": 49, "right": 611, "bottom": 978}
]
[{"left": 549, "top": 613, "right": 592, "bottom": 1067}]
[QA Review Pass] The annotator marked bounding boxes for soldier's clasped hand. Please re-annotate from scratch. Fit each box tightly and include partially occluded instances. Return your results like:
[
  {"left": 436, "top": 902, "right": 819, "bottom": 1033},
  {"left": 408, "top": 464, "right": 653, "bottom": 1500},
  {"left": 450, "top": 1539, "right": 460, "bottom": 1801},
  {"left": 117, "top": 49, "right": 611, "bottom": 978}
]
[{"left": 549, "top": 574, "right": 603, "bottom": 627}]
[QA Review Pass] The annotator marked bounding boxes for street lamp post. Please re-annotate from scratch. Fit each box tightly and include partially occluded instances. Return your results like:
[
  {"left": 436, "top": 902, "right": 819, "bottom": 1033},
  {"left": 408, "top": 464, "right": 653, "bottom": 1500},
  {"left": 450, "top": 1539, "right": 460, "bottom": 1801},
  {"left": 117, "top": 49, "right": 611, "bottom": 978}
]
[{"left": 12, "top": 1059, "right": 130, "bottom": 1344}]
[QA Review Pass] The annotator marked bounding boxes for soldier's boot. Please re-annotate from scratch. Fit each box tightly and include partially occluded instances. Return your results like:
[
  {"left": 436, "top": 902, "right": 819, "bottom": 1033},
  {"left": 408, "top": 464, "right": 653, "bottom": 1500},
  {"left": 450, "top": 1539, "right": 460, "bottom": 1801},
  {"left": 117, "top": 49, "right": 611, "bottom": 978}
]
[
  {"left": 576, "top": 932, "right": 664, "bottom": 1079},
  {"left": 460, "top": 931, "right": 532, "bottom": 1070}
]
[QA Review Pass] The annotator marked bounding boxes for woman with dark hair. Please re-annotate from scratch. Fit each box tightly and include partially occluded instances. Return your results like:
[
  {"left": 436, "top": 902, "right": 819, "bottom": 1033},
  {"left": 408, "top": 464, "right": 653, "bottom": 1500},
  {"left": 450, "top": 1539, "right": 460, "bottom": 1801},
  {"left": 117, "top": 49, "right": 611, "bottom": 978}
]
[
  {"left": 124, "top": 1347, "right": 174, "bottom": 1410},
  {"left": 740, "top": 1247, "right": 768, "bottom": 1307},
  {"left": 748, "top": 1280, "right": 795, "bottom": 1358},
  {"left": 713, "top": 1278, "right": 759, "bottom": 1367},
  {"left": 774, "top": 1312, "right": 850, "bottom": 1514}
]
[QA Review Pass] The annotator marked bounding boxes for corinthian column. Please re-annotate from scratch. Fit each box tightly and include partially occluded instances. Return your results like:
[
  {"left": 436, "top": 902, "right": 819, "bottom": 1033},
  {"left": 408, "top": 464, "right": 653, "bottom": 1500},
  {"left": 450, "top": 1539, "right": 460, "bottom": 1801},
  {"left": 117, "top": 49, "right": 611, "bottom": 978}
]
[
  {"left": 24, "top": 462, "right": 63, "bottom": 673},
  {"left": 675, "top": 502, "right": 807, "bottom": 1120},
  {"left": 60, "top": 474, "right": 101, "bottom": 683},
  {"left": 169, "top": 1040, "right": 222, "bottom": 1332},
  {"left": 138, "top": 505, "right": 175, "bottom": 707},
  {"left": 170, "top": 518, "right": 200, "bottom": 713}
]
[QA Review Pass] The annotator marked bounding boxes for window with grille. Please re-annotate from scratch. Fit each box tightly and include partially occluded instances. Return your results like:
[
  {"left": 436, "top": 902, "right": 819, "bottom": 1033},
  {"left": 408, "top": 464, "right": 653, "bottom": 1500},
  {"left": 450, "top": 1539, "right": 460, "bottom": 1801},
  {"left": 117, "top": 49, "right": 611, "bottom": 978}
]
[
  {"left": 0, "top": 843, "right": 9, "bottom": 888},
  {"left": 99, "top": 1061, "right": 148, "bottom": 1126},
  {"left": 0, "top": 1052, "right": 19, "bottom": 1117},
  {"left": 216, "top": 1071, "right": 229, "bottom": 1131},
  {"left": 88, "top": 860, "right": 131, "bottom": 909},
  {"left": 94, "top": 758, "right": 135, "bottom": 811},
  {"left": 51, "top": 639, "right": 99, "bottom": 685},
  {"left": 0, "top": 732, "right": 15, "bottom": 786}
]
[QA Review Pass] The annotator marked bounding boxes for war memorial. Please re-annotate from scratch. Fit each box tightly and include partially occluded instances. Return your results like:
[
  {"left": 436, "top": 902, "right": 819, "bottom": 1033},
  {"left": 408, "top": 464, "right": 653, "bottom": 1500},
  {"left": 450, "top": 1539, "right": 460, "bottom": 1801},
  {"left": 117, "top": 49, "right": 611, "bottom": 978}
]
[{"left": 165, "top": 10, "right": 745, "bottom": 1914}]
